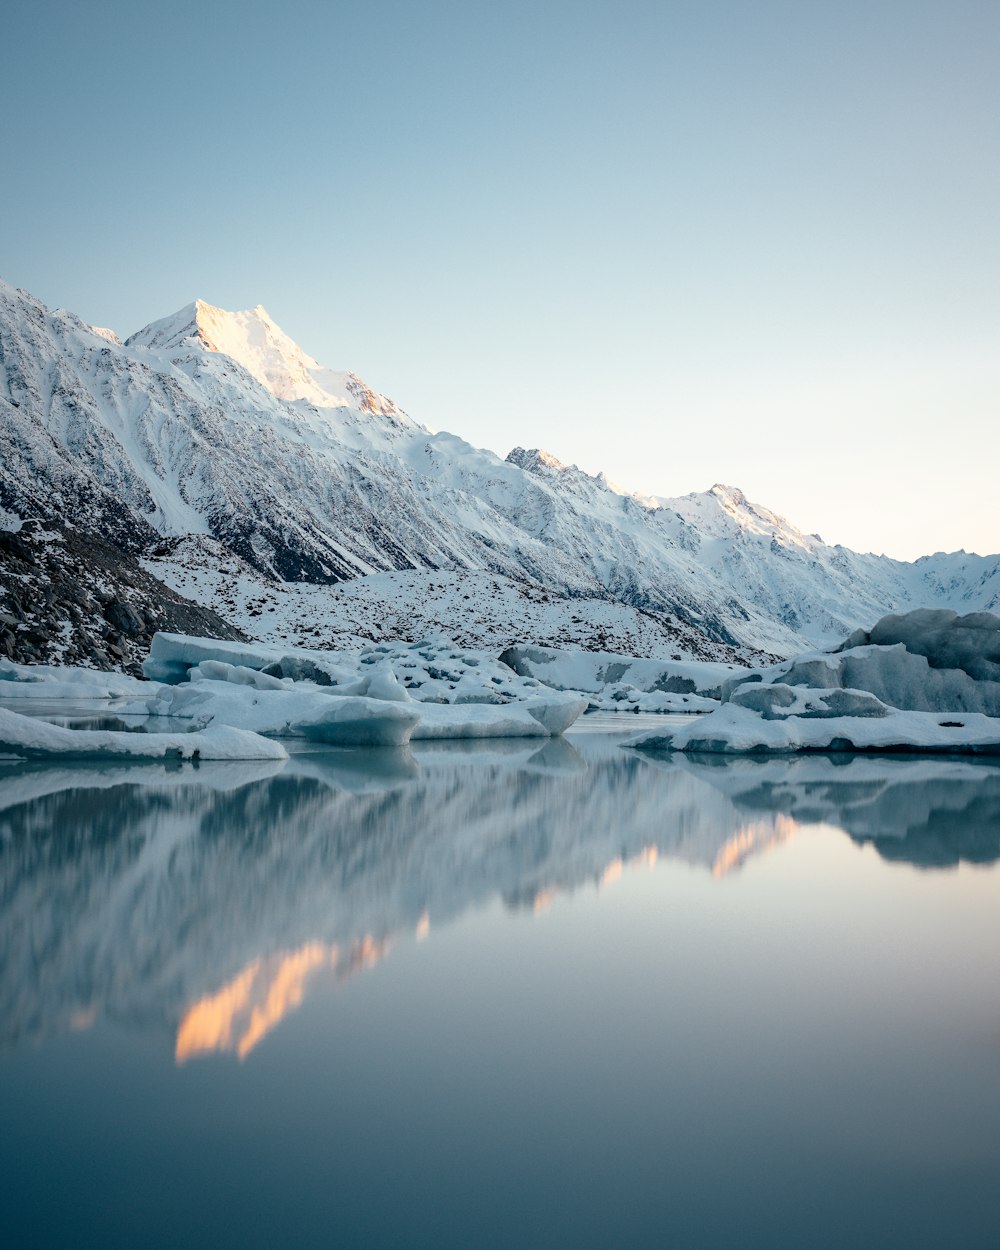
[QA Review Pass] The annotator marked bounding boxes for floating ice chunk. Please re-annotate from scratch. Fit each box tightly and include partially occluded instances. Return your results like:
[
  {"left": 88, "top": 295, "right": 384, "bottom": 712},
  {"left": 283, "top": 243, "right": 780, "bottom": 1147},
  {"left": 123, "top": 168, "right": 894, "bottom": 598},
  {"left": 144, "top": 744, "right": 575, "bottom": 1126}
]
[
  {"left": 729, "top": 683, "right": 889, "bottom": 719},
  {"left": 143, "top": 633, "right": 288, "bottom": 683},
  {"left": 0, "top": 707, "right": 286, "bottom": 761},
  {"left": 288, "top": 698, "right": 419, "bottom": 746},
  {"left": 137, "top": 684, "right": 420, "bottom": 747},
  {"left": 261, "top": 655, "right": 356, "bottom": 686},
  {"left": 625, "top": 702, "right": 1000, "bottom": 756},
  {"left": 0, "top": 659, "right": 159, "bottom": 701},
  {"left": 837, "top": 608, "right": 1000, "bottom": 683},
  {"left": 522, "top": 695, "right": 589, "bottom": 735},
  {"left": 134, "top": 680, "right": 583, "bottom": 743},
  {"left": 408, "top": 695, "right": 586, "bottom": 740}
]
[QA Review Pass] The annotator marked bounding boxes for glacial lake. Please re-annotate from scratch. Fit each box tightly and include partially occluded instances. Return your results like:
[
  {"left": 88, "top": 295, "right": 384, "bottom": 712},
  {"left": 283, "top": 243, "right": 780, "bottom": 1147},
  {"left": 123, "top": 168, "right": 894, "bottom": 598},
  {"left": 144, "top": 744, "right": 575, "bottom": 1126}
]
[{"left": 1, "top": 711, "right": 999, "bottom": 1249}]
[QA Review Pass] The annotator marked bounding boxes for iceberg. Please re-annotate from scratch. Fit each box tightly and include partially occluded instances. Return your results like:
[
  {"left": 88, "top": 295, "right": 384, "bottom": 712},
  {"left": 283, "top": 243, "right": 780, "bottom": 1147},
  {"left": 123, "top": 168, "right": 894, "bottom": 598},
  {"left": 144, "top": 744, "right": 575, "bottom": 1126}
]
[
  {"left": 135, "top": 684, "right": 421, "bottom": 747},
  {"left": 0, "top": 707, "right": 286, "bottom": 762},
  {"left": 2, "top": 633, "right": 589, "bottom": 752},
  {"left": 720, "top": 609, "right": 1000, "bottom": 716},
  {"left": 498, "top": 643, "right": 734, "bottom": 710},
  {"left": 136, "top": 680, "right": 584, "bottom": 744},
  {"left": 628, "top": 610, "right": 1000, "bottom": 756},
  {"left": 0, "top": 658, "right": 158, "bottom": 701},
  {"left": 132, "top": 632, "right": 588, "bottom": 740},
  {"left": 627, "top": 700, "right": 1000, "bottom": 755}
]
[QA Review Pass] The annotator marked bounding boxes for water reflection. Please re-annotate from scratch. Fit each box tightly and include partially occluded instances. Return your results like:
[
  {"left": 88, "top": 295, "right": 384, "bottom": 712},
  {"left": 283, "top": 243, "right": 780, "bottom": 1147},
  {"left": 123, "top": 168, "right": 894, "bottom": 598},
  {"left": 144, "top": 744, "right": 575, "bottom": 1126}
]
[
  {"left": 1, "top": 738, "right": 998, "bottom": 1056},
  {"left": 661, "top": 754, "right": 1000, "bottom": 868}
]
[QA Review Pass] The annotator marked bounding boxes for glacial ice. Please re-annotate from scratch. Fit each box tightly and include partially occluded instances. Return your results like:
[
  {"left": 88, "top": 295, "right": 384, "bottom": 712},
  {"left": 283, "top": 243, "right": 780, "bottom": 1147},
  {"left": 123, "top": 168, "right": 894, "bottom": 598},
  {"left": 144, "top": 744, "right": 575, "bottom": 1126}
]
[
  {"left": 0, "top": 707, "right": 287, "bottom": 761},
  {"left": 629, "top": 610, "right": 1000, "bottom": 755},
  {"left": 138, "top": 632, "right": 589, "bottom": 738},
  {"left": 0, "top": 633, "right": 592, "bottom": 749},
  {"left": 627, "top": 700, "right": 1000, "bottom": 755},
  {"left": 137, "top": 680, "right": 584, "bottom": 744},
  {"left": 721, "top": 609, "right": 1000, "bottom": 716},
  {"left": 0, "top": 659, "right": 158, "bottom": 701},
  {"left": 836, "top": 608, "right": 1000, "bottom": 682},
  {"left": 498, "top": 643, "right": 731, "bottom": 710}
]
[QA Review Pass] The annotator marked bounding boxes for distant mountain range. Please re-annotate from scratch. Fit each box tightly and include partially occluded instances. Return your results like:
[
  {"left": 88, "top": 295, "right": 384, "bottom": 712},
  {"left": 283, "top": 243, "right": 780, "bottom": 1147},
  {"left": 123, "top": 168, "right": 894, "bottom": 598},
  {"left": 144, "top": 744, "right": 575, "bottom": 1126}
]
[{"left": 1, "top": 277, "right": 997, "bottom": 665}]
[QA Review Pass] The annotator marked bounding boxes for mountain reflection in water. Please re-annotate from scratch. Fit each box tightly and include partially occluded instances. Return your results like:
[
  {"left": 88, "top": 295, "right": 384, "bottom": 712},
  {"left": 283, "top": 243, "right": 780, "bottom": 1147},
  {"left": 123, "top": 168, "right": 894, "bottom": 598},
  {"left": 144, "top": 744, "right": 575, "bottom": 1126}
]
[{"left": 1, "top": 735, "right": 998, "bottom": 1057}]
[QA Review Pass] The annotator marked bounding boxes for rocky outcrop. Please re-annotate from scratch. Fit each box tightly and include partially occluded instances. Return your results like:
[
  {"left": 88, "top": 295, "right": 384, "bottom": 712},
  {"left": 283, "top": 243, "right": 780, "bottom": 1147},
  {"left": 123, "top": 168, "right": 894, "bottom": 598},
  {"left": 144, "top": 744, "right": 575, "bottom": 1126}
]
[{"left": 0, "top": 521, "right": 245, "bottom": 674}]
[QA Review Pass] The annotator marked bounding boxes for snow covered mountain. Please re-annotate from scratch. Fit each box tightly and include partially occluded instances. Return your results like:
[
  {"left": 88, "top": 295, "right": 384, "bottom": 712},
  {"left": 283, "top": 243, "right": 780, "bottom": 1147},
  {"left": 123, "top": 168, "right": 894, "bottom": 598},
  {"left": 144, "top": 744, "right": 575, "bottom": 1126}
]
[{"left": 2, "top": 277, "right": 998, "bottom": 661}]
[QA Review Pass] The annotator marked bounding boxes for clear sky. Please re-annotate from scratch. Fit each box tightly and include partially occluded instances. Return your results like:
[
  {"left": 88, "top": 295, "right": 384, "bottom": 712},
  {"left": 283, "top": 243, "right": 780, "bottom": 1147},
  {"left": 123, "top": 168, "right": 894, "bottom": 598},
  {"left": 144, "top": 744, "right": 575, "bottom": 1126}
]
[{"left": 3, "top": 0, "right": 997, "bottom": 560}]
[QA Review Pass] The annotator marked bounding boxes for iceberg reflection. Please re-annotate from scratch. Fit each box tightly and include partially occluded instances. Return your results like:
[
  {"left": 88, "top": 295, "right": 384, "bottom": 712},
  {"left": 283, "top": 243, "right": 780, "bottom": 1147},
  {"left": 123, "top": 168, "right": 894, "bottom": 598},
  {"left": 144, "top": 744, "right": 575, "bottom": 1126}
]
[
  {"left": 1, "top": 738, "right": 998, "bottom": 1057},
  {"left": 663, "top": 754, "right": 1000, "bottom": 869}
]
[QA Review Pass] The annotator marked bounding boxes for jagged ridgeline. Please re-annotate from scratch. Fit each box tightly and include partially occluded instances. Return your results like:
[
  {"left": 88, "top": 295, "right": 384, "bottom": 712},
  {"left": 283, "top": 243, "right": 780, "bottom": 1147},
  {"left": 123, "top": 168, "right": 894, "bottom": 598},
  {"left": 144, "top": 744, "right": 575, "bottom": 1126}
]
[{"left": 1, "top": 277, "right": 998, "bottom": 669}]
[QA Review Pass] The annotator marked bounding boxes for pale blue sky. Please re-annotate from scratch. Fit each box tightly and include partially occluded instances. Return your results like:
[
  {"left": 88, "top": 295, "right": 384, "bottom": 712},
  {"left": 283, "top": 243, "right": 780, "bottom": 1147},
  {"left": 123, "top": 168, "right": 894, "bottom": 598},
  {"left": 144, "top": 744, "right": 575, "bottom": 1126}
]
[{"left": 3, "top": 0, "right": 997, "bottom": 558}]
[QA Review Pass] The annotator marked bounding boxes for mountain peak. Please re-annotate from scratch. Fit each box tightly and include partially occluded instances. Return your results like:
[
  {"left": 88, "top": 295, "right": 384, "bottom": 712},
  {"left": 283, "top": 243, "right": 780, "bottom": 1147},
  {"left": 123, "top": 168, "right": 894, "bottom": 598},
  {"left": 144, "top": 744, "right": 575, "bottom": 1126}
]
[
  {"left": 126, "top": 300, "right": 410, "bottom": 421},
  {"left": 506, "top": 447, "right": 571, "bottom": 474},
  {"left": 709, "top": 483, "right": 750, "bottom": 508}
]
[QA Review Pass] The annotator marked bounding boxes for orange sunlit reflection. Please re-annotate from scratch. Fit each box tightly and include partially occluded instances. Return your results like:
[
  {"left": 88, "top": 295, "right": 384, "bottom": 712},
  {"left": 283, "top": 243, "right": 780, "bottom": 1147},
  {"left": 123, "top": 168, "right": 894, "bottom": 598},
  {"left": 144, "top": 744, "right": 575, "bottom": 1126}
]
[
  {"left": 531, "top": 844, "right": 662, "bottom": 914},
  {"left": 175, "top": 936, "right": 390, "bottom": 1064},
  {"left": 712, "top": 814, "right": 799, "bottom": 877}
]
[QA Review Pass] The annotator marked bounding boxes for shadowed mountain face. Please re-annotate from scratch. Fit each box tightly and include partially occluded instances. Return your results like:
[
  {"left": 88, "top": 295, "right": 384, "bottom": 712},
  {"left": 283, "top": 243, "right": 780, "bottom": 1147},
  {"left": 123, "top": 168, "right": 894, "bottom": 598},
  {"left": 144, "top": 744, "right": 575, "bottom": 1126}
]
[{"left": 2, "top": 739, "right": 997, "bottom": 1056}]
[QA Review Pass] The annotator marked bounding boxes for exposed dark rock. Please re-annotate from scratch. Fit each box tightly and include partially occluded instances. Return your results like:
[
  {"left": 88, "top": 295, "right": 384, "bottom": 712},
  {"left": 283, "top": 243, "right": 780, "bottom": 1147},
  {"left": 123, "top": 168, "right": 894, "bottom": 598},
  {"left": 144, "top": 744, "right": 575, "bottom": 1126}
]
[{"left": 0, "top": 521, "right": 245, "bottom": 675}]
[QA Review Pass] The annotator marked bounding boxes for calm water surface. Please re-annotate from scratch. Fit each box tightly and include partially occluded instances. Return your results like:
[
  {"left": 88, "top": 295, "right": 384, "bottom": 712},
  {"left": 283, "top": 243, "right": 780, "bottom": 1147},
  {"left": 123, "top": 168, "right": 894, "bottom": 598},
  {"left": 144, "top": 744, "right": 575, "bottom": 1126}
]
[{"left": 1, "top": 712, "right": 999, "bottom": 1248}]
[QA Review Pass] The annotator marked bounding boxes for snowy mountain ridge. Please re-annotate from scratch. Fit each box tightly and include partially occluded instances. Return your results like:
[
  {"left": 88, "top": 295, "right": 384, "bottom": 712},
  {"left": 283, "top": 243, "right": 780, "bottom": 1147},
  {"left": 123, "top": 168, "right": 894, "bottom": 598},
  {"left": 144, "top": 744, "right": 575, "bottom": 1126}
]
[
  {"left": 1, "top": 276, "right": 998, "bottom": 661},
  {"left": 125, "top": 298, "right": 412, "bottom": 421}
]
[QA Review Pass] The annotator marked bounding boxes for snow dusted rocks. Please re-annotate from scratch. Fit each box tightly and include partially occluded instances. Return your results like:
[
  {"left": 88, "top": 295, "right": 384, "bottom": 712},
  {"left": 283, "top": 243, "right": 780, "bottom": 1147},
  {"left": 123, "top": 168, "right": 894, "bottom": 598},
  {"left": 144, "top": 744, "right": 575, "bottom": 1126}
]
[
  {"left": 628, "top": 610, "right": 1000, "bottom": 755},
  {"left": 0, "top": 521, "right": 244, "bottom": 672},
  {"left": 0, "top": 707, "right": 286, "bottom": 762}
]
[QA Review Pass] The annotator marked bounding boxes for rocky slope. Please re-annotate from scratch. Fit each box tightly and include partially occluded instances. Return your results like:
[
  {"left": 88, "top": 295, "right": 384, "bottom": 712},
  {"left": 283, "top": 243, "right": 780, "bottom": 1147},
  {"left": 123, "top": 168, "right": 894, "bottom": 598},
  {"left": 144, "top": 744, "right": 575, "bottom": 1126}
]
[{"left": 0, "top": 521, "right": 244, "bottom": 673}]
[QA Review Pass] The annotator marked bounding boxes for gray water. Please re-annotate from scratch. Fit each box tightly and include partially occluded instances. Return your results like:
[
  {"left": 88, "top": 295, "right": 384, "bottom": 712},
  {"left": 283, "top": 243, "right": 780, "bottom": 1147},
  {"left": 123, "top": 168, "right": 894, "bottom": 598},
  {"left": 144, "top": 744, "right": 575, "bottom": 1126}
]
[{"left": 1, "top": 718, "right": 999, "bottom": 1248}]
